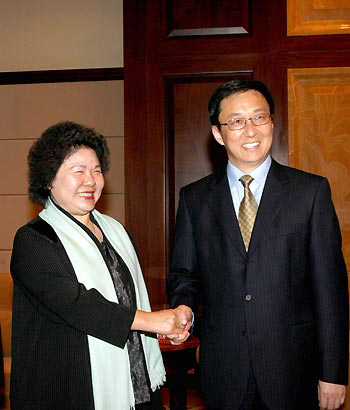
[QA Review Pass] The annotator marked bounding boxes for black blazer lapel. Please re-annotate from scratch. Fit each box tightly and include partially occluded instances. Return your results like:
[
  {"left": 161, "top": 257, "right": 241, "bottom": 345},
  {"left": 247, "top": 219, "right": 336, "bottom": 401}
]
[
  {"left": 207, "top": 171, "right": 247, "bottom": 259},
  {"left": 248, "top": 160, "right": 290, "bottom": 255}
]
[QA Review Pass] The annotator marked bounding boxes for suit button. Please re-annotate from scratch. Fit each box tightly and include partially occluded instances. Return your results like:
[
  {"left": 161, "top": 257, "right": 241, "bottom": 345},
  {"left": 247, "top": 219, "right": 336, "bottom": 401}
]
[{"left": 245, "top": 294, "right": 252, "bottom": 301}]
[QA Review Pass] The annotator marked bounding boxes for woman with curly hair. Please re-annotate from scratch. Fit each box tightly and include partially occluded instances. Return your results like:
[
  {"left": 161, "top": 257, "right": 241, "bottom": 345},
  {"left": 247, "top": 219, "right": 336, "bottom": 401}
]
[{"left": 10, "top": 121, "right": 190, "bottom": 410}]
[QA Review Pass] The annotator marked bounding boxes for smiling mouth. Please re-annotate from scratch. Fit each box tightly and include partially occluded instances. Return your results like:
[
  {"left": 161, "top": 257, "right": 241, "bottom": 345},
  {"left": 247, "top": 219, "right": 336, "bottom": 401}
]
[
  {"left": 242, "top": 141, "right": 260, "bottom": 149},
  {"left": 78, "top": 192, "right": 95, "bottom": 198}
]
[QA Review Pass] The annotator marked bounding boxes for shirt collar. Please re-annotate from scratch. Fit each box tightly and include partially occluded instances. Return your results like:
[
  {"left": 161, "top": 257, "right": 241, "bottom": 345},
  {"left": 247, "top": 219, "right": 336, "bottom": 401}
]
[{"left": 227, "top": 155, "right": 272, "bottom": 187}]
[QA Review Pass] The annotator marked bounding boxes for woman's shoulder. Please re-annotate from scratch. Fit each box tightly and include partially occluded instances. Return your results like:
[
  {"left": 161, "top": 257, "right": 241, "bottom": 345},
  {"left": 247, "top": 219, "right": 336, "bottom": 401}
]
[{"left": 16, "top": 217, "right": 59, "bottom": 244}]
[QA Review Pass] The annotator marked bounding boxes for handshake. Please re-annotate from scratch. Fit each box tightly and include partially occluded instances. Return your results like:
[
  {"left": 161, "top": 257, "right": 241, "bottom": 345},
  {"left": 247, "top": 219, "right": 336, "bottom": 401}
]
[
  {"left": 132, "top": 304, "right": 193, "bottom": 344},
  {"left": 157, "top": 305, "right": 193, "bottom": 344}
]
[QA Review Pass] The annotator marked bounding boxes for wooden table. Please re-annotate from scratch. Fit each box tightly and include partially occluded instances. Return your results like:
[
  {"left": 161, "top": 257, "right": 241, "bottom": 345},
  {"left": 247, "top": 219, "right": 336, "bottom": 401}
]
[{"left": 159, "top": 336, "right": 200, "bottom": 410}]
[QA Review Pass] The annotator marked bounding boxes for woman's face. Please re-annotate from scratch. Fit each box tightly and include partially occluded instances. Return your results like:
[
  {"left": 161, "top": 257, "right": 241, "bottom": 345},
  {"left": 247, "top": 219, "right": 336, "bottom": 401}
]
[{"left": 50, "top": 147, "right": 104, "bottom": 224}]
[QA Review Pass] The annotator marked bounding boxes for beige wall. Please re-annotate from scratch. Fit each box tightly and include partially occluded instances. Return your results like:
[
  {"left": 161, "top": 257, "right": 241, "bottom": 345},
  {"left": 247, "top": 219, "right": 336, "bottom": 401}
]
[
  {"left": 0, "top": 80, "right": 125, "bottom": 274},
  {"left": 0, "top": 0, "right": 123, "bottom": 71},
  {"left": 0, "top": 0, "right": 125, "bottom": 268},
  {"left": 0, "top": 81, "right": 125, "bottom": 399},
  {"left": 0, "top": 3, "right": 125, "bottom": 399}
]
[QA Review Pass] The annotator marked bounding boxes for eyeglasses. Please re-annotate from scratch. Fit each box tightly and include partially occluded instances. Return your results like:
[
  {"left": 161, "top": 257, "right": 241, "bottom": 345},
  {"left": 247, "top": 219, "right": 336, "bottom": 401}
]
[{"left": 220, "top": 113, "right": 271, "bottom": 131}]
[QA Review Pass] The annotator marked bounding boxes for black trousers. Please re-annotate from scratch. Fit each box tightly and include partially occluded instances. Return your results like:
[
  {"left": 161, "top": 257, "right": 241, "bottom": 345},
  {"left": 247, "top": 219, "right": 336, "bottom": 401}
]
[{"left": 206, "top": 365, "right": 268, "bottom": 410}]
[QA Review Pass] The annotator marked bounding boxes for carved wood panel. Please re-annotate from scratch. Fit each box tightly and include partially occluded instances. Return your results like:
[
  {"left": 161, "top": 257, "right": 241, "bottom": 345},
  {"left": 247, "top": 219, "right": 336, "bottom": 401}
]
[
  {"left": 288, "top": 0, "right": 350, "bottom": 36},
  {"left": 288, "top": 67, "right": 350, "bottom": 275}
]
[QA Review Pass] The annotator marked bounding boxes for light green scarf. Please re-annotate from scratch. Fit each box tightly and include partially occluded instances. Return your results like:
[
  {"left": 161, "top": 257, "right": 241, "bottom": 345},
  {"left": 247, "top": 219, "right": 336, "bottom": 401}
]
[{"left": 40, "top": 198, "right": 165, "bottom": 410}]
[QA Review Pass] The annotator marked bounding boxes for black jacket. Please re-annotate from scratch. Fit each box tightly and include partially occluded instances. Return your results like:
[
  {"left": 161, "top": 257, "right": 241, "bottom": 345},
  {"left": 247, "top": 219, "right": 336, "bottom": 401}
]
[
  {"left": 167, "top": 160, "right": 349, "bottom": 410},
  {"left": 10, "top": 218, "right": 135, "bottom": 410}
]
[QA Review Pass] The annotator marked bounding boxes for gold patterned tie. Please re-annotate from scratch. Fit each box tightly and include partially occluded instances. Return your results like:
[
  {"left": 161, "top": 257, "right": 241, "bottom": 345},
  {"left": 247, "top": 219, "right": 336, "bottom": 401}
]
[{"left": 238, "top": 175, "right": 258, "bottom": 251}]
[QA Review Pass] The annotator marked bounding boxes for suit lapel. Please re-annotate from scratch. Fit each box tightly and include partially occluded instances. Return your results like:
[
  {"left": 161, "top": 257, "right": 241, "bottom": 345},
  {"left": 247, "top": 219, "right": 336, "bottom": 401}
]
[
  {"left": 248, "top": 160, "right": 290, "bottom": 255},
  {"left": 207, "top": 171, "right": 247, "bottom": 259}
]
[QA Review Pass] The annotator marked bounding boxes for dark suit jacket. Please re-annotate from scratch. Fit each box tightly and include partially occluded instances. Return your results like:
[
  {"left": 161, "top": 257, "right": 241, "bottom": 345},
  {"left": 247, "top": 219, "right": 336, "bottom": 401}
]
[{"left": 167, "top": 159, "right": 349, "bottom": 410}]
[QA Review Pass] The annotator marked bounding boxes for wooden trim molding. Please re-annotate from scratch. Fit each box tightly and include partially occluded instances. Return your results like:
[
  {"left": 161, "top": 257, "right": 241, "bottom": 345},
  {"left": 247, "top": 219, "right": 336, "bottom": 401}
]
[
  {"left": 0, "top": 67, "right": 123, "bottom": 85},
  {"left": 167, "top": 26, "right": 248, "bottom": 37},
  {"left": 165, "top": 0, "right": 250, "bottom": 38},
  {"left": 287, "top": 0, "right": 350, "bottom": 36}
]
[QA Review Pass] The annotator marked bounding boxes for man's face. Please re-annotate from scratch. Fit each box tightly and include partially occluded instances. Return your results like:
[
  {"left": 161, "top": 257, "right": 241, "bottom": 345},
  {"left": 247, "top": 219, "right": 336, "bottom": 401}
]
[{"left": 212, "top": 90, "right": 274, "bottom": 173}]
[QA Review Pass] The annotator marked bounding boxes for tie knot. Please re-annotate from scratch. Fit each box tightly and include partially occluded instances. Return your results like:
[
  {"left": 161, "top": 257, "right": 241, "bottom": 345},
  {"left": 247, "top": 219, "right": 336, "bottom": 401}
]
[{"left": 239, "top": 175, "right": 254, "bottom": 188}]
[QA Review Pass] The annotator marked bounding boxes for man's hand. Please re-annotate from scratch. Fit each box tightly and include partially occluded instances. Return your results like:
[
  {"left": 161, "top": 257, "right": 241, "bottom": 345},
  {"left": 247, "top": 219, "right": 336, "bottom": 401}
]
[{"left": 318, "top": 381, "right": 346, "bottom": 410}]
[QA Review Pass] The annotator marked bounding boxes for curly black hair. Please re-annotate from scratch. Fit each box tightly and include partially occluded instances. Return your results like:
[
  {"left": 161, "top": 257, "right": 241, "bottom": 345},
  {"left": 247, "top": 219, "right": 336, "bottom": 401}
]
[{"left": 28, "top": 121, "right": 110, "bottom": 205}]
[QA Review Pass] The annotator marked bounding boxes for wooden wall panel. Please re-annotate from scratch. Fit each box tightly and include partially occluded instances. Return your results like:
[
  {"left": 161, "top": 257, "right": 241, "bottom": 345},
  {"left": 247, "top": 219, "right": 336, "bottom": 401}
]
[
  {"left": 0, "top": 252, "right": 11, "bottom": 276},
  {"left": 124, "top": 0, "right": 350, "bottom": 406},
  {"left": 125, "top": 0, "right": 350, "bottom": 306},
  {"left": 167, "top": 74, "right": 251, "bottom": 216},
  {"left": 165, "top": 73, "right": 252, "bottom": 262},
  {"left": 0, "top": 310, "right": 12, "bottom": 356},
  {"left": 288, "top": 67, "right": 350, "bottom": 276},
  {"left": 172, "top": 80, "right": 225, "bottom": 203},
  {"left": 96, "top": 193, "right": 125, "bottom": 224},
  {"left": 288, "top": 0, "right": 350, "bottom": 36},
  {"left": 104, "top": 137, "right": 124, "bottom": 194}
]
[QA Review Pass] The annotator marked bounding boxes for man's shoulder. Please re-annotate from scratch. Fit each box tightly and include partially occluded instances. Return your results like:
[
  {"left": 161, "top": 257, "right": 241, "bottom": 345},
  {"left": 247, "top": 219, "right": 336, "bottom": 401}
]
[
  {"left": 181, "top": 169, "right": 226, "bottom": 194},
  {"left": 272, "top": 160, "right": 326, "bottom": 184}
]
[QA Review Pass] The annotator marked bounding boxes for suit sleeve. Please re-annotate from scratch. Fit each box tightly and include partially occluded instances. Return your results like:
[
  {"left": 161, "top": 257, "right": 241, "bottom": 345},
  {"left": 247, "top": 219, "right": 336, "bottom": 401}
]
[
  {"left": 167, "top": 187, "right": 200, "bottom": 310},
  {"left": 310, "top": 178, "right": 349, "bottom": 385},
  {"left": 11, "top": 225, "right": 136, "bottom": 348}
]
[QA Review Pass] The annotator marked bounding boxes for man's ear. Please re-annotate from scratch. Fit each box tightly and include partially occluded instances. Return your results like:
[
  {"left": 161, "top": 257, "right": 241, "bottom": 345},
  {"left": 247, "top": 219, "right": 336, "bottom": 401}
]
[{"left": 212, "top": 125, "right": 225, "bottom": 146}]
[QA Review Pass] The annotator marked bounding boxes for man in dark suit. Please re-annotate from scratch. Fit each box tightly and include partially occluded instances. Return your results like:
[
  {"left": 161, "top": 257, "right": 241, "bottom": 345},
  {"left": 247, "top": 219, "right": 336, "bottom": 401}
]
[{"left": 166, "top": 80, "right": 349, "bottom": 410}]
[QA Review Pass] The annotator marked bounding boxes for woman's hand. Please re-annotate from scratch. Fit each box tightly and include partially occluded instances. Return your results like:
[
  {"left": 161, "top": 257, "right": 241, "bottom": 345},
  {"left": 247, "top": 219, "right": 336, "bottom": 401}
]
[{"left": 131, "top": 309, "right": 186, "bottom": 336}]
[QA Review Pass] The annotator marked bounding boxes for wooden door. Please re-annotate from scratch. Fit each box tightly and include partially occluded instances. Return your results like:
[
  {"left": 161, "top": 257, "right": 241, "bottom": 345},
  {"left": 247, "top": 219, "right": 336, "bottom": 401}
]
[{"left": 124, "top": 0, "right": 283, "bottom": 307}]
